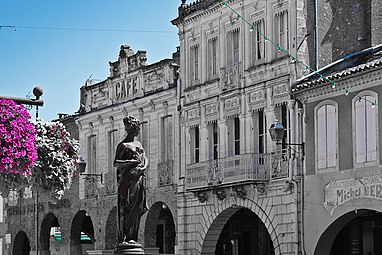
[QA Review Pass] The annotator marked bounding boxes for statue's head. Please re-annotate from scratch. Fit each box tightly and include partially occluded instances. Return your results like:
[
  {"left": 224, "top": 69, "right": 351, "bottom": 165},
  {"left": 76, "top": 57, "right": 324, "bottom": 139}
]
[{"left": 123, "top": 116, "right": 140, "bottom": 136}]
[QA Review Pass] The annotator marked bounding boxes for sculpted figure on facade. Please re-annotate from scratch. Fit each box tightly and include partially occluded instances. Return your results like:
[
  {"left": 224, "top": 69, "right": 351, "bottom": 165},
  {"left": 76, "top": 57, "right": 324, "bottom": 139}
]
[{"left": 114, "top": 116, "right": 148, "bottom": 243}]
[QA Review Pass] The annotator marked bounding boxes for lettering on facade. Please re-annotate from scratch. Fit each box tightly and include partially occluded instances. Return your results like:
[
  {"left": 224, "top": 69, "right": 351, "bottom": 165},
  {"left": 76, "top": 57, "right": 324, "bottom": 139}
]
[
  {"left": 114, "top": 77, "right": 138, "bottom": 100},
  {"left": 8, "top": 203, "right": 44, "bottom": 216},
  {"left": 48, "top": 198, "right": 71, "bottom": 210},
  {"left": 324, "top": 174, "right": 382, "bottom": 215}
]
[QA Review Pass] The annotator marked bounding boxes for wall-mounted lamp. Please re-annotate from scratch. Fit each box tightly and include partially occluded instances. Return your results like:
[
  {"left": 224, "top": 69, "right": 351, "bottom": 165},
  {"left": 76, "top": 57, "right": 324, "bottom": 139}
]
[
  {"left": 269, "top": 121, "right": 305, "bottom": 156},
  {"left": 77, "top": 157, "right": 103, "bottom": 183}
]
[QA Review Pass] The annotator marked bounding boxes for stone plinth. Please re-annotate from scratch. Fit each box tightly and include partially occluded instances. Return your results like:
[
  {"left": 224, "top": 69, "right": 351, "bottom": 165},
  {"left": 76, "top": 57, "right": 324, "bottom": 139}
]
[
  {"left": 87, "top": 250, "right": 114, "bottom": 255},
  {"left": 113, "top": 241, "right": 145, "bottom": 255}
]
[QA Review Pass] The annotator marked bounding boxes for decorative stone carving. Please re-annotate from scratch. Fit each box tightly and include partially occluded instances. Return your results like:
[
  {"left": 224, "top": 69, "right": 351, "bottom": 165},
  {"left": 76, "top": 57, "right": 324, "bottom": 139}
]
[
  {"left": 233, "top": 186, "right": 246, "bottom": 199},
  {"left": 214, "top": 189, "right": 226, "bottom": 201},
  {"left": 84, "top": 178, "right": 97, "bottom": 198},
  {"left": 205, "top": 103, "right": 219, "bottom": 123},
  {"left": 249, "top": 90, "right": 266, "bottom": 112},
  {"left": 158, "top": 159, "right": 173, "bottom": 186},
  {"left": 196, "top": 191, "right": 208, "bottom": 203},
  {"left": 104, "top": 172, "right": 116, "bottom": 195},
  {"left": 256, "top": 183, "right": 266, "bottom": 194},
  {"left": 220, "top": 63, "right": 240, "bottom": 91},
  {"left": 270, "top": 152, "right": 289, "bottom": 179},
  {"left": 223, "top": 96, "right": 241, "bottom": 117},
  {"left": 207, "top": 160, "right": 222, "bottom": 185},
  {"left": 188, "top": 108, "right": 200, "bottom": 119}
]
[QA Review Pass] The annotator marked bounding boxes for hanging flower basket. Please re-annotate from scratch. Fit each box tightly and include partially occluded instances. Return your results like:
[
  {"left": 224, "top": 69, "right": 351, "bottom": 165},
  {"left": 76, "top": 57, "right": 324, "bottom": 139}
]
[
  {"left": 0, "top": 99, "right": 37, "bottom": 195},
  {"left": 32, "top": 120, "right": 80, "bottom": 200}
]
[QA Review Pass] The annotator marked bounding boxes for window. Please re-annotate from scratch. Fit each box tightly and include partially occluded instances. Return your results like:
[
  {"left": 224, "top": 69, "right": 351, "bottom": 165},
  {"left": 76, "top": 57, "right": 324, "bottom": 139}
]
[
  {"left": 316, "top": 104, "right": 337, "bottom": 169},
  {"left": 139, "top": 121, "right": 149, "bottom": 153},
  {"left": 108, "top": 129, "right": 117, "bottom": 172},
  {"left": 252, "top": 19, "right": 265, "bottom": 63},
  {"left": 208, "top": 122, "right": 219, "bottom": 160},
  {"left": 253, "top": 109, "right": 267, "bottom": 154},
  {"left": 190, "top": 45, "right": 199, "bottom": 82},
  {"left": 275, "top": 104, "right": 289, "bottom": 150},
  {"left": 194, "top": 127, "right": 200, "bottom": 163},
  {"left": 161, "top": 116, "right": 173, "bottom": 160},
  {"left": 275, "top": 10, "right": 289, "bottom": 56},
  {"left": 354, "top": 95, "right": 377, "bottom": 164},
  {"left": 227, "top": 29, "right": 240, "bottom": 65},
  {"left": 228, "top": 117, "right": 240, "bottom": 156},
  {"left": 208, "top": 38, "right": 218, "bottom": 78},
  {"left": 88, "top": 135, "right": 97, "bottom": 173}
]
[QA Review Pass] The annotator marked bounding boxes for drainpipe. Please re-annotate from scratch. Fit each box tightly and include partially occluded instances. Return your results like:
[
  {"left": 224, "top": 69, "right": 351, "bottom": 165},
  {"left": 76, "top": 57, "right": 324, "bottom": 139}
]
[
  {"left": 313, "top": 0, "right": 319, "bottom": 69},
  {"left": 297, "top": 104, "right": 306, "bottom": 255},
  {"left": 287, "top": 99, "right": 299, "bottom": 255}
]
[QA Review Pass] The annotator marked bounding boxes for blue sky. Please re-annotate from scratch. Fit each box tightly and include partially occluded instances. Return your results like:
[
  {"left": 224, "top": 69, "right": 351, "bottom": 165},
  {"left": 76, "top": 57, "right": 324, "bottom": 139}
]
[{"left": 0, "top": 1, "right": 181, "bottom": 121}]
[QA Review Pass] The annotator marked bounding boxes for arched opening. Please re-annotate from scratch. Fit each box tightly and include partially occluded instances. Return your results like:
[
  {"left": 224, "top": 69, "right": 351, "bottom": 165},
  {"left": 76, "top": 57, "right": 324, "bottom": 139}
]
[
  {"left": 40, "top": 213, "right": 61, "bottom": 255},
  {"left": 105, "top": 206, "right": 117, "bottom": 250},
  {"left": 315, "top": 209, "right": 382, "bottom": 255},
  {"left": 144, "top": 202, "right": 175, "bottom": 254},
  {"left": 13, "top": 231, "right": 31, "bottom": 255},
  {"left": 215, "top": 208, "right": 274, "bottom": 255},
  {"left": 70, "top": 210, "right": 95, "bottom": 254}
]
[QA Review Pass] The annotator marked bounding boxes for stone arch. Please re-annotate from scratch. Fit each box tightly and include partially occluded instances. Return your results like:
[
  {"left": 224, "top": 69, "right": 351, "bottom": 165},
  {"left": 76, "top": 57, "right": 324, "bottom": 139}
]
[
  {"left": 39, "top": 213, "right": 60, "bottom": 253},
  {"left": 143, "top": 186, "right": 178, "bottom": 246},
  {"left": 13, "top": 231, "right": 31, "bottom": 255},
  {"left": 314, "top": 208, "right": 382, "bottom": 255},
  {"left": 70, "top": 210, "right": 95, "bottom": 254},
  {"left": 197, "top": 196, "right": 281, "bottom": 255},
  {"left": 144, "top": 201, "right": 176, "bottom": 253},
  {"left": 105, "top": 206, "right": 117, "bottom": 250}
]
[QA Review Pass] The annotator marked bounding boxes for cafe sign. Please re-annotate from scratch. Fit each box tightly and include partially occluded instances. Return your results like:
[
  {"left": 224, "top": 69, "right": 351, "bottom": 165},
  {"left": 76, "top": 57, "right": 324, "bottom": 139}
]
[{"left": 324, "top": 174, "right": 382, "bottom": 215}]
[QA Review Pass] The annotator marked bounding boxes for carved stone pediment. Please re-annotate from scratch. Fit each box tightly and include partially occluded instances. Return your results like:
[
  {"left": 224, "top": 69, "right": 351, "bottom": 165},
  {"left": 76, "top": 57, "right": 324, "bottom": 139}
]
[
  {"left": 223, "top": 96, "right": 241, "bottom": 118},
  {"left": 205, "top": 103, "right": 219, "bottom": 123}
]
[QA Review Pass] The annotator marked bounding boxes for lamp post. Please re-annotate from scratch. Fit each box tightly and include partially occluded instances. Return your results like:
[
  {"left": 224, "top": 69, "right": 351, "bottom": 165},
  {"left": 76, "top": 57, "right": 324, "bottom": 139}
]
[
  {"left": 269, "top": 121, "right": 304, "bottom": 255},
  {"left": 77, "top": 157, "right": 103, "bottom": 183},
  {"left": 268, "top": 121, "right": 305, "bottom": 156}
]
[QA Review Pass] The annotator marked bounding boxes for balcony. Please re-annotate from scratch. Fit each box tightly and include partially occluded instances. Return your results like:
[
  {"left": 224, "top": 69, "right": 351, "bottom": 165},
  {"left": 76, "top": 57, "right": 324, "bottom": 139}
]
[{"left": 186, "top": 151, "right": 289, "bottom": 190}]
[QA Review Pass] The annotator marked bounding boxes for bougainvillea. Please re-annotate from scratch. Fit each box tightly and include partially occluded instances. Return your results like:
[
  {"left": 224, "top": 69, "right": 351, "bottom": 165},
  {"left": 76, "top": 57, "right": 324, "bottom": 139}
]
[
  {"left": 32, "top": 120, "right": 80, "bottom": 199},
  {"left": 0, "top": 99, "right": 37, "bottom": 194}
]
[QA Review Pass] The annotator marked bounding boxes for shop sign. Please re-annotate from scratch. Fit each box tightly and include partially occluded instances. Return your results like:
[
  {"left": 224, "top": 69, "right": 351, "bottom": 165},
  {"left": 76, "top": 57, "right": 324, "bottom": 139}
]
[{"left": 324, "top": 174, "right": 382, "bottom": 215}]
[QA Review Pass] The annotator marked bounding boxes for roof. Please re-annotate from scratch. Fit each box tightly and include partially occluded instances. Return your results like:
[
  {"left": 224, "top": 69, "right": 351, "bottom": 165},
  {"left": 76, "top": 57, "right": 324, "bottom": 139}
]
[{"left": 291, "top": 44, "right": 382, "bottom": 93}]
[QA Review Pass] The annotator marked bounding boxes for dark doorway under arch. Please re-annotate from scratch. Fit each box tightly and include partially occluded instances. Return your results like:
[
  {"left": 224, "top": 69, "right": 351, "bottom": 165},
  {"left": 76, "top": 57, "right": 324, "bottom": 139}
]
[
  {"left": 13, "top": 231, "right": 31, "bottom": 255},
  {"left": 40, "top": 213, "right": 60, "bottom": 254},
  {"left": 70, "top": 210, "right": 95, "bottom": 254},
  {"left": 144, "top": 202, "right": 175, "bottom": 254},
  {"left": 330, "top": 210, "right": 382, "bottom": 255},
  {"left": 215, "top": 208, "right": 274, "bottom": 255}
]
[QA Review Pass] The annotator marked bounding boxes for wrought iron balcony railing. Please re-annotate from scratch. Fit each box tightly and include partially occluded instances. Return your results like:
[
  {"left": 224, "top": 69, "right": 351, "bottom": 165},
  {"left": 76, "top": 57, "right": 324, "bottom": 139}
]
[
  {"left": 186, "top": 153, "right": 269, "bottom": 189},
  {"left": 186, "top": 150, "right": 290, "bottom": 189}
]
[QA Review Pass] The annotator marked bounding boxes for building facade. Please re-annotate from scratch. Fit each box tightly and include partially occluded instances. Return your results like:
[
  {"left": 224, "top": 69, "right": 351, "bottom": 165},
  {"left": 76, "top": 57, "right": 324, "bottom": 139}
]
[
  {"left": 171, "top": 0, "right": 307, "bottom": 254},
  {"left": 292, "top": 44, "right": 382, "bottom": 255},
  {"left": 4, "top": 46, "right": 180, "bottom": 255}
]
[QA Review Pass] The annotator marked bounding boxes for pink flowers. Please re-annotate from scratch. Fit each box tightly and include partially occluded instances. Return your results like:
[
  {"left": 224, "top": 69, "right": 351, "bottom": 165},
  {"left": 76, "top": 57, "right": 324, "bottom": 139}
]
[{"left": 0, "top": 99, "right": 37, "bottom": 178}]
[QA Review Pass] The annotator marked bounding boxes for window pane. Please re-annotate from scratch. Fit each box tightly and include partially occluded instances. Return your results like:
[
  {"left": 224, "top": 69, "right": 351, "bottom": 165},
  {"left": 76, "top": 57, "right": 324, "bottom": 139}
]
[
  {"left": 366, "top": 96, "right": 377, "bottom": 161},
  {"left": 326, "top": 105, "right": 336, "bottom": 167},
  {"left": 355, "top": 100, "right": 366, "bottom": 163},
  {"left": 317, "top": 106, "right": 327, "bottom": 169}
]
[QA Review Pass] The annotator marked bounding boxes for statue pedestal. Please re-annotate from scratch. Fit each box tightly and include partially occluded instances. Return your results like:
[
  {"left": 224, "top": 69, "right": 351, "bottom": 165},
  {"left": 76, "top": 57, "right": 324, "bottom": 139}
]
[{"left": 113, "top": 240, "right": 145, "bottom": 255}]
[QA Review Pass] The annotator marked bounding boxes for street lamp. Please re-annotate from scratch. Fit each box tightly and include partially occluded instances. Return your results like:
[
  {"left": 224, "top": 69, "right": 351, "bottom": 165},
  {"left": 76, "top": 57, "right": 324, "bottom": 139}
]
[
  {"left": 77, "top": 157, "right": 103, "bottom": 183},
  {"left": 268, "top": 121, "right": 305, "bottom": 156}
]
